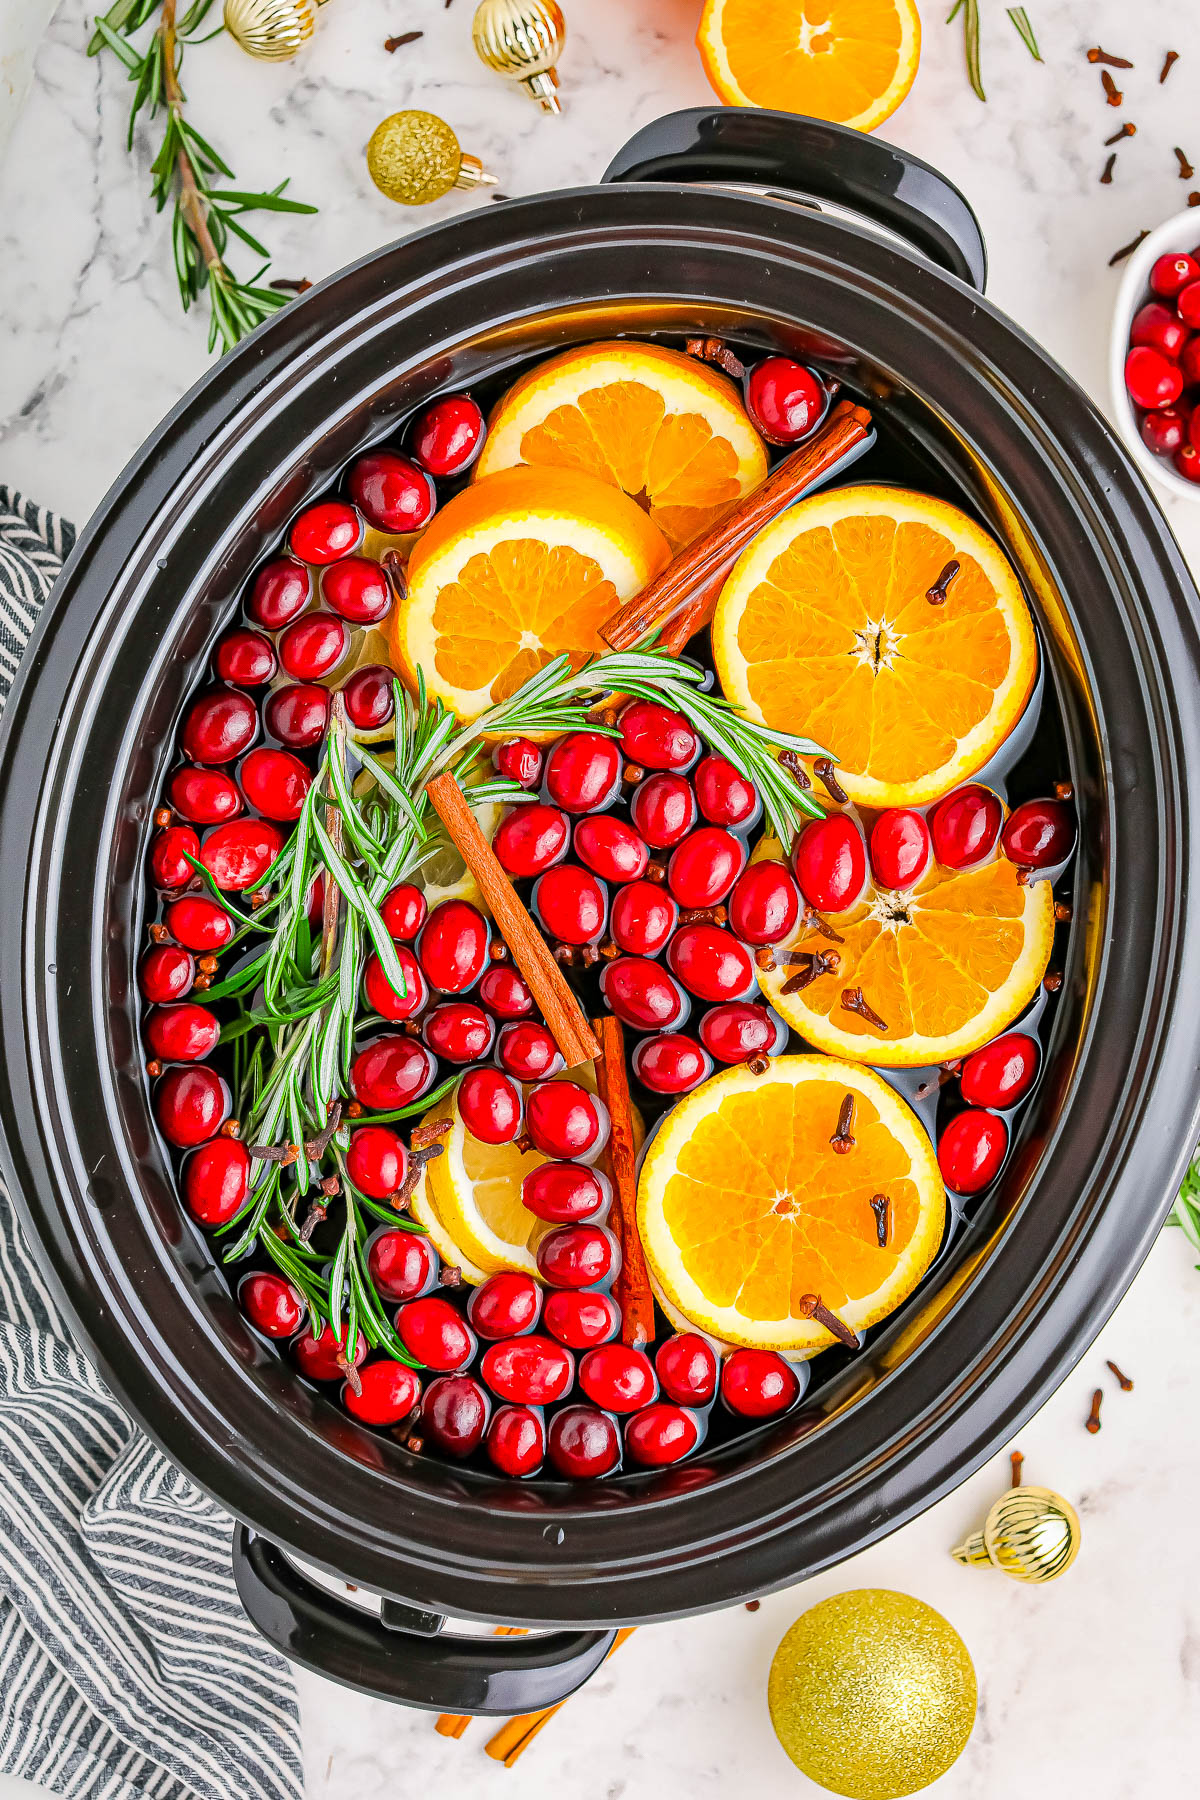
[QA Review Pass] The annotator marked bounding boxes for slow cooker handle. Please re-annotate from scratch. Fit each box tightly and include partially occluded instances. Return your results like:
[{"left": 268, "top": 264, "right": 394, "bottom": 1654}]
[
  {"left": 602, "top": 106, "right": 987, "bottom": 291},
  {"left": 231, "top": 1526, "right": 618, "bottom": 1714}
]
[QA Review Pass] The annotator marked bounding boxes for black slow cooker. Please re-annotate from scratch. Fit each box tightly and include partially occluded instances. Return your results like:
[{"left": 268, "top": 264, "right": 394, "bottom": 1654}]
[{"left": 3, "top": 108, "right": 1200, "bottom": 1717}]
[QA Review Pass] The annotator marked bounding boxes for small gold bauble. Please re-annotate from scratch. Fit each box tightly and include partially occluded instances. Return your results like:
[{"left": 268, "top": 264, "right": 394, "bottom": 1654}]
[
  {"left": 951, "top": 1485, "right": 1081, "bottom": 1583},
  {"left": 472, "top": 0, "right": 566, "bottom": 114},
  {"left": 223, "top": 0, "right": 328, "bottom": 61},
  {"left": 767, "top": 1590, "right": 977, "bottom": 1800},
  {"left": 365, "top": 111, "right": 498, "bottom": 207}
]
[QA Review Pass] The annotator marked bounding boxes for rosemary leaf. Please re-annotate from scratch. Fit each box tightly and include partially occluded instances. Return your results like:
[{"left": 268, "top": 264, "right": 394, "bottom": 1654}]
[{"left": 1006, "top": 7, "right": 1041, "bottom": 61}]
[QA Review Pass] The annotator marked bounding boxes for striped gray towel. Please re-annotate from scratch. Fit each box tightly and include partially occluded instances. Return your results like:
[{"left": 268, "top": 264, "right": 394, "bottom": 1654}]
[{"left": 0, "top": 489, "right": 303, "bottom": 1800}]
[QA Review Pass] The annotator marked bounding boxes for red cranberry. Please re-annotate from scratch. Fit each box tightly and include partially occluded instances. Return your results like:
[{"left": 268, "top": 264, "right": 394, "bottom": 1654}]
[
  {"left": 150, "top": 825, "right": 199, "bottom": 888},
  {"left": 938, "top": 1108, "right": 1008, "bottom": 1193},
  {"left": 1150, "top": 251, "right": 1200, "bottom": 297},
  {"left": 792, "top": 815, "right": 867, "bottom": 912},
  {"left": 721, "top": 1348, "right": 799, "bottom": 1417},
  {"left": 574, "top": 815, "right": 650, "bottom": 883},
  {"left": 930, "top": 785, "right": 1002, "bottom": 869},
  {"left": 424, "top": 1000, "right": 495, "bottom": 1063},
  {"left": 1143, "top": 408, "right": 1189, "bottom": 456},
  {"left": 1182, "top": 338, "right": 1200, "bottom": 384},
  {"left": 321, "top": 557, "right": 391, "bottom": 624},
  {"left": 368, "top": 1228, "right": 437, "bottom": 1301},
  {"left": 543, "top": 1290, "right": 619, "bottom": 1349},
  {"left": 480, "top": 1334, "right": 573, "bottom": 1404},
  {"left": 342, "top": 665, "right": 396, "bottom": 731},
  {"left": 632, "top": 1033, "right": 711, "bottom": 1095},
  {"left": 536, "top": 1223, "right": 617, "bottom": 1290},
  {"left": 344, "top": 1359, "right": 422, "bottom": 1427},
  {"left": 397, "top": 1295, "right": 475, "bottom": 1371},
  {"left": 870, "top": 808, "right": 932, "bottom": 889},
  {"left": 468, "top": 1272, "right": 542, "bottom": 1340},
  {"left": 239, "top": 747, "right": 311, "bottom": 822},
  {"left": 351, "top": 1036, "right": 436, "bottom": 1109},
  {"left": 155, "top": 1065, "right": 229, "bottom": 1147},
  {"left": 145, "top": 1002, "right": 220, "bottom": 1063},
  {"left": 656, "top": 1333, "right": 717, "bottom": 1405},
  {"left": 1125, "top": 345, "right": 1183, "bottom": 410},
  {"left": 497, "top": 1020, "right": 564, "bottom": 1082},
  {"left": 525, "top": 1082, "right": 604, "bottom": 1159},
  {"left": 579, "top": 1343, "right": 656, "bottom": 1412},
  {"left": 164, "top": 895, "right": 234, "bottom": 952},
  {"left": 746, "top": 356, "right": 825, "bottom": 443},
  {"left": 140, "top": 945, "right": 195, "bottom": 1003},
  {"left": 410, "top": 394, "right": 485, "bottom": 477},
  {"left": 600, "top": 956, "right": 687, "bottom": 1029},
  {"left": 347, "top": 450, "right": 436, "bottom": 533},
  {"left": 479, "top": 965, "right": 534, "bottom": 1018},
  {"left": 533, "top": 864, "right": 607, "bottom": 944},
  {"left": 418, "top": 899, "right": 490, "bottom": 991},
  {"left": 278, "top": 611, "right": 349, "bottom": 681},
  {"left": 626, "top": 1402, "right": 701, "bottom": 1467},
  {"left": 182, "top": 689, "right": 258, "bottom": 766},
  {"left": 727, "top": 860, "right": 799, "bottom": 944},
  {"left": 265, "top": 683, "right": 329, "bottom": 749},
  {"left": 545, "top": 732, "right": 622, "bottom": 813},
  {"left": 215, "top": 627, "right": 277, "bottom": 686},
  {"left": 631, "top": 773, "right": 697, "bottom": 848},
  {"left": 381, "top": 883, "right": 427, "bottom": 940},
  {"left": 1179, "top": 281, "right": 1200, "bottom": 330},
  {"left": 486, "top": 1404, "right": 545, "bottom": 1476},
  {"left": 295, "top": 1321, "right": 367, "bottom": 1382},
  {"left": 246, "top": 556, "right": 310, "bottom": 629},
  {"left": 458, "top": 1066, "right": 523, "bottom": 1144},
  {"left": 1174, "top": 442, "right": 1200, "bottom": 482},
  {"left": 493, "top": 803, "right": 570, "bottom": 877},
  {"left": 1000, "top": 797, "right": 1075, "bottom": 868},
  {"left": 547, "top": 1404, "right": 620, "bottom": 1478},
  {"left": 182, "top": 1137, "right": 249, "bottom": 1225},
  {"left": 201, "top": 819, "right": 283, "bottom": 890},
  {"left": 168, "top": 766, "right": 242, "bottom": 826},
  {"left": 667, "top": 925, "right": 755, "bottom": 1002},
  {"left": 289, "top": 500, "right": 363, "bottom": 564},
  {"left": 363, "top": 946, "right": 428, "bottom": 1020},
  {"left": 493, "top": 737, "right": 543, "bottom": 788},
  {"left": 667, "top": 826, "right": 744, "bottom": 908},
  {"left": 421, "top": 1374, "right": 490, "bottom": 1456},
  {"left": 1130, "top": 301, "right": 1188, "bottom": 359},
  {"left": 617, "top": 700, "right": 698, "bottom": 771},
  {"left": 694, "top": 754, "right": 759, "bottom": 827},
  {"left": 521, "top": 1162, "right": 608, "bottom": 1224},
  {"left": 346, "top": 1125, "right": 408, "bottom": 1198},
  {"left": 609, "top": 882, "right": 678, "bottom": 956},
  {"left": 240, "top": 1271, "right": 305, "bottom": 1339},
  {"left": 699, "top": 1001, "right": 781, "bottom": 1064},
  {"left": 960, "top": 1032, "right": 1039, "bottom": 1109}
]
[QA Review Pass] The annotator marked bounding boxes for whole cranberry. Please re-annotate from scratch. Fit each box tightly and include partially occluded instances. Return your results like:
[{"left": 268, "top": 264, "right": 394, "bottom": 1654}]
[
  {"left": 367, "top": 1228, "right": 438, "bottom": 1301},
  {"left": 617, "top": 700, "right": 698, "bottom": 771},
  {"left": 182, "top": 690, "right": 258, "bottom": 766},
  {"left": 381, "top": 883, "right": 427, "bottom": 940},
  {"left": 294, "top": 1321, "right": 367, "bottom": 1382},
  {"left": 579, "top": 1343, "right": 657, "bottom": 1412},
  {"left": 1000, "top": 797, "right": 1076, "bottom": 868},
  {"left": 168, "top": 766, "right": 242, "bottom": 825},
  {"left": 363, "top": 946, "right": 429, "bottom": 1021},
  {"left": 631, "top": 772, "right": 697, "bottom": 848},
  {"left": 746, "top": 356, "right": 826, "bottom": 443},
  {"left": 667, "top": 826, "right": 744, "bottom": 909},
  {"left": 632, "top": 1033, "right": 711, "bottom": 1095},
  {"left": 694, "top": 754, "right": 759, "bottom": 827},
  {"left": 536, "top": 1223, "right": 617, "bottom": 1290},
  {"left": 164, "top": 895, "right": 234, "bottom": 952},
  {"left": 625, "top": 1402, "right": 701, "bottom": 1467},
  {"left": 1179, "top": 281, "right": 1200, "bottom": 331},
  {"left": 496, "top": 1020, "right": 564, "bottom": 1082},
  {"left": 667, "top": 924, "right": 755, "bottom": 1003},
  {"left": 240, "top": 1271, "right": 305, "bottom": 1339},
  {"left": 1142, "top": 408, "right": 1189, "bottom": 456},
  {"left": 493, "top": 803, "right": 570, "bottom": 878},
  {"left": 600, "top": 956, "right": 688, "bottom": 1030},
  {"left": 468, "top": 1271, "right": 542, "bottom": 1340},
  {"left": 239, "top": 747, "right": 311, "bottom": 822},
  {"left": 155, "top": 1065, "right": 230, "bottom": 1147},
  {"left": 960, "top": 1032, "right": 1039, "bottom": 1109},
  {"left": 201, "top": 819, "right": 284, "bottom": 890},
  {"left": 792, "top": 815, "right": 867, "bottom": 912},
  {"left": 289, "top": 500, "right": 363, "bottom": 564},
  {"left": 265, "top": 683, "right": 330, "bottom": 749},
  {"left": 424, "top": 1000, "right": 495, "bottom": 1063},
  {"left": 870, "top": 808, "right": 932, "bottom": 889},
  {"left": 727, "top": 860, "right": 800, "bottom": 944},
  {"left": 543, "top": 1290, "right": 620, "bottom": 1350},
  {"left": 547, "top": 1405, "right": 620, "bottom": 1478},
  {"left": 343, "top": 665, "right": 396, "bottom": 731},
  {"left": 521, "top": 1162, "right": 608, "bottom": 1224},
  {"left": 609, "top": 881, "right": 678, "bottom": 957},
  {"left": 145, "top": 1002, "right": 220, "bottom": 1063},
  {"left": 493, "top": 738, "right": 543, "bottom": 788},
  {"left": 1125, "top": 345, "right": 1183, "bottom": 410},
  {"left": 1174, "top": 442, "right": 1200, "bottom": 483},
  {"left": 321, "top": 557, "right": 392, "bottom": 625},
  {"left": 545, "top": 732, "right": 622, "bottom": 813},
  {"left": 458, "top": 1066, "right": 524, "bottom": 1143},
  {"left": 343, "top": 1359, "right": 422, "bottom": 1427},
  {"left": 246, "top": 556, "right": 310, "bottom": 629},
  {"left": 409, "top": 394, "right": 485, "bottom": 477},
  {"left": 215, "top": 627, "right": 277, "bottom": 686},
  {"left": 525, "top": 1082, "right": 604, "bottom": 1159},
  {"left": 480, "top": 1334, "right": 573, "bottom": 1405},
  {"left": 347, "top": 449, "right": 436, "bottom": 533},
  {"left": 140, "top": 945, "right": 195, "bottom": 1003},
  {"left": 397, "top": 1295, "right": 475, "bottom": 1371},
  {"left": 182, "top": 1137, "right": 249, "bottom": 1225},
  {"left": 421, "top": 1374, "right": 490, "bottom": 1456},
  {"left": 574, "top": 815, "right": 650, "bottom": 884},
  {"left": 479, "top": 965, "right": 534, "bottom": 1018},
  {"left": 417, "top": 899, "right": 489, "bottom": 991},
  {"left": 346, "top": 1125, "right": 408, "bottom": 1199},
  {"left": 350, "top": 1036, "right": 436, "bottom": 1109},
  {"left": 938, "top": 1109, "right": 1008, "bottom": 1193},
  {"left": 149, "top": 825, "right": 199, "bottom": 889},
  {"left": 278, "top": 611, "right": 349, "bottom": 682},
  {"left": 486, "top": 1404, "right": 545, "bottom": 1476},
  {"left": 721, "top": 1348, "right": 799, "bottom": 1417},
  {"left": 698, "top": 1001, "right": 781, "bottom": 1064},
  {"left": 1150, "top": 251, "right": 1200, "bottom": 297},
  {"left": 1130, "top": 301, "right": 1188, "bottom": 359},
  {"left": 656, "top": 1333, "right": 717, "bottom": 1405},
  {"left": 533, "top": 864, "right": 607, "bottom": 944},
  {"left": 929, "top": 785, "right": 1002, "bottom": 869}
]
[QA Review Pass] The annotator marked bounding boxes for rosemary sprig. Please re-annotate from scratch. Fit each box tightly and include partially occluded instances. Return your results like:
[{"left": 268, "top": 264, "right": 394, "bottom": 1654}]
[
  {"left": 947, "top": 1, "right": 1043, "bottom": 100},
  {"left": 1006, "top": 7, "right": 1042, "bottom": 61},
  {"left": 1172, "top": 1146, "right": 1200, "bottom": 1267}
]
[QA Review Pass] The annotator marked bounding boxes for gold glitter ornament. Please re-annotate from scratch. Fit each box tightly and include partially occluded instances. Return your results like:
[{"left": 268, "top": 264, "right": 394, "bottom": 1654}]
[
  {"left": 223, "top": 0, "right": 328, "bottom": 61},
  {"left": 365, "top": 112, "right": 498, "bottom": 207},
  {"left": 767, "top": 1590, "right": 976, "bottom": 1800},
  {"left": 951, "top": 1484, "right": 1081, "bottom": 1583},
  {"left": 472, "top": 0, "right": 566, "bottom": 114}
]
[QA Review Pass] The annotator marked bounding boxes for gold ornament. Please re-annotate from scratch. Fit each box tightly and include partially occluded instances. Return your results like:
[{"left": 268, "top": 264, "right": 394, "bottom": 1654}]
[
  {"left": 767, "top": 1590, "right": 976, "bottom": 1800},
  {"left": 223, "top": 0, "right": 329, "bottom": 61},
  {"left": 951, "top": 1484, "right": 1081, "bottom": 1583},
  {"left": 366, "top": 111, "right": 498, "bottom": 207},
  {"left": 472, "top": 0, "right": 566, "bottom": 114}
]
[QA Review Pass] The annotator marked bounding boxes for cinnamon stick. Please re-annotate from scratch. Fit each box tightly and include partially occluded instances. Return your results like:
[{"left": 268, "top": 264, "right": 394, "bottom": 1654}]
[
  {"left": 600, "top": 399, "right": 874, "bottom": 654},
  {"left": 592, "top": 1013, "right": 656, "bottom": 1349},
  {"left": 424, "top": 774, "right": 600, "bottom": 1067}
]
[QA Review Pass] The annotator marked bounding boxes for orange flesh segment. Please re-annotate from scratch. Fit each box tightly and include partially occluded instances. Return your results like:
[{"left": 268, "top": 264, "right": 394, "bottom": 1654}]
[{"left": 716, "top": 0, "right": 907, "bottom": 118}]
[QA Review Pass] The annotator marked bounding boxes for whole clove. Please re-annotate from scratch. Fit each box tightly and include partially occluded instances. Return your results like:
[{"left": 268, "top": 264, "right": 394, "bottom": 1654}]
[
  {"left": 841, "top": 986, "right": 888, "bottom": 1032},
  {"left": 830, "top": 1093, "right": 856, "bottom": 1154},
  {"left": 685, "top": 336, "right": 746, "bottom": 380},
  {"left": 778, "top": 749, "right": 812, "bottom": 790},
  {"left": 925, "top": 559, "right": 960, "bottom": 605},
  {"left": 1106, "top": 1359, "right": 1134, "bottom": 1391},
  {"left": 1087, "top": 47, "right": 1133, "bottom": 69},
  {"left": 798, "top": 1292, "right": 861, "bottom": 1350},
  {"left": 269, "top": 277, "right": 313, "bottom": 294},
  {"left": 870, "top": 1192, "right": 891, "bottom": 1248},
  {"left": 1085, "top": 1388, "right": 1103, "bottom": 1433},
  {"left": 1161, "top": 50, "right": 1179, "bottom": 83},
  {"left": 1010, "top": 1449, "right": 1024, "bottom": 1487},
  {"left": 1100, "top": 154, "right": 1117, "bottom": 186},
  {"left": 1176, "top": 147, "right": 1195, "bottom": 180},
  {"left": 813, "top": 758, "right": 849, "bottom": 804},
  {"left": 384, "top": 29, "right": 423, "bottom": 50},
  {"left": 1104, "top": 121, "right": 1136, "bottom": 145},
  {"left": 1101, "top": 70, "right": 1123, "bottom": 106}
]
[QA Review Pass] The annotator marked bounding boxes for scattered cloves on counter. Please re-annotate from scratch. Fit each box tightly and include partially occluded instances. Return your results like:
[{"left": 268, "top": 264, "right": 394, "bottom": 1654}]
[
  {"left": 1161, "top": 49, "right": 1179, "bottom": 82},
  {"left": 1085, "top": 1389, "right": 1104, "bottom": 1434},
  {"left": 1100, "top": 154, "right": 1117, "bottom": 186},
  {"left": 1109, "top": 229, "right": 1150, "bottom": 265},
  {"left": 1087, "top": 46, "right": 1133, "bottom": 69}
]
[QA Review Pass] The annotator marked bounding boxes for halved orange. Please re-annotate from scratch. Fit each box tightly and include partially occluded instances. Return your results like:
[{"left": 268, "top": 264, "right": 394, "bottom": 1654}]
[
  {"left": 712, "top": 484, "right": 1038, "bottom": 808},
  {"left": 474, "top": 341, "right": 767, "bottom": 550},
  {"left": 758, "top": 855, "right": 1055, "bottom": 1067},
  {"left": 637, "top": 1056, "right": 944, "bottom": 1352},
  {"left": 697, "top": 0, "right": 921, "bottom": 132},
  {"left": 388, "top": 466, "right": 670, "bottom": 719}
]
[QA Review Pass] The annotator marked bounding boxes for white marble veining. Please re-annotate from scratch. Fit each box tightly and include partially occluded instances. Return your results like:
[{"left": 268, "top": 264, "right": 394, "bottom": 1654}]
[{"left": 4, "top": 2, "right": 1200, "bottom": 1794}]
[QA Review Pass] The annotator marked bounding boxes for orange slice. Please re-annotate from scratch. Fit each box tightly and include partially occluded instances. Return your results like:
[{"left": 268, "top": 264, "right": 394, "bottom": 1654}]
[
  {"left": 637, "top": 1056, "right": 944, "bottom": 1352},
  {"left": 758, "top": 855, "right": 1054, "bottom": 1067},
  {"left": 474, "top": 341, "right": 767, "bottom": 550},
  {"left": 696, "top": 0, "right": 921, "bottom": 132},
  {"left": 712, "top": 484, "right": 1038, "bottom": 808},
  {"left": 387, "top": 466, "right": 670, "bottom": 719}
]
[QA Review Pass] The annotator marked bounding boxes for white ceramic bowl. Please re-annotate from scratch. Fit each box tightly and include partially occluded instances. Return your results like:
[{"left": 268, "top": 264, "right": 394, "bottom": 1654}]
[{"left": 1109, "top": 207, "right": 1200, "bottom": 502}]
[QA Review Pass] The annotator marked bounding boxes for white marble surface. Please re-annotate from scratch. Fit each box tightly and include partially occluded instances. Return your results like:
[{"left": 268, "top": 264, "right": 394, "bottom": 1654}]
[{"left": 4, "top": 1, "right": 1200, "bottom": 1794}]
